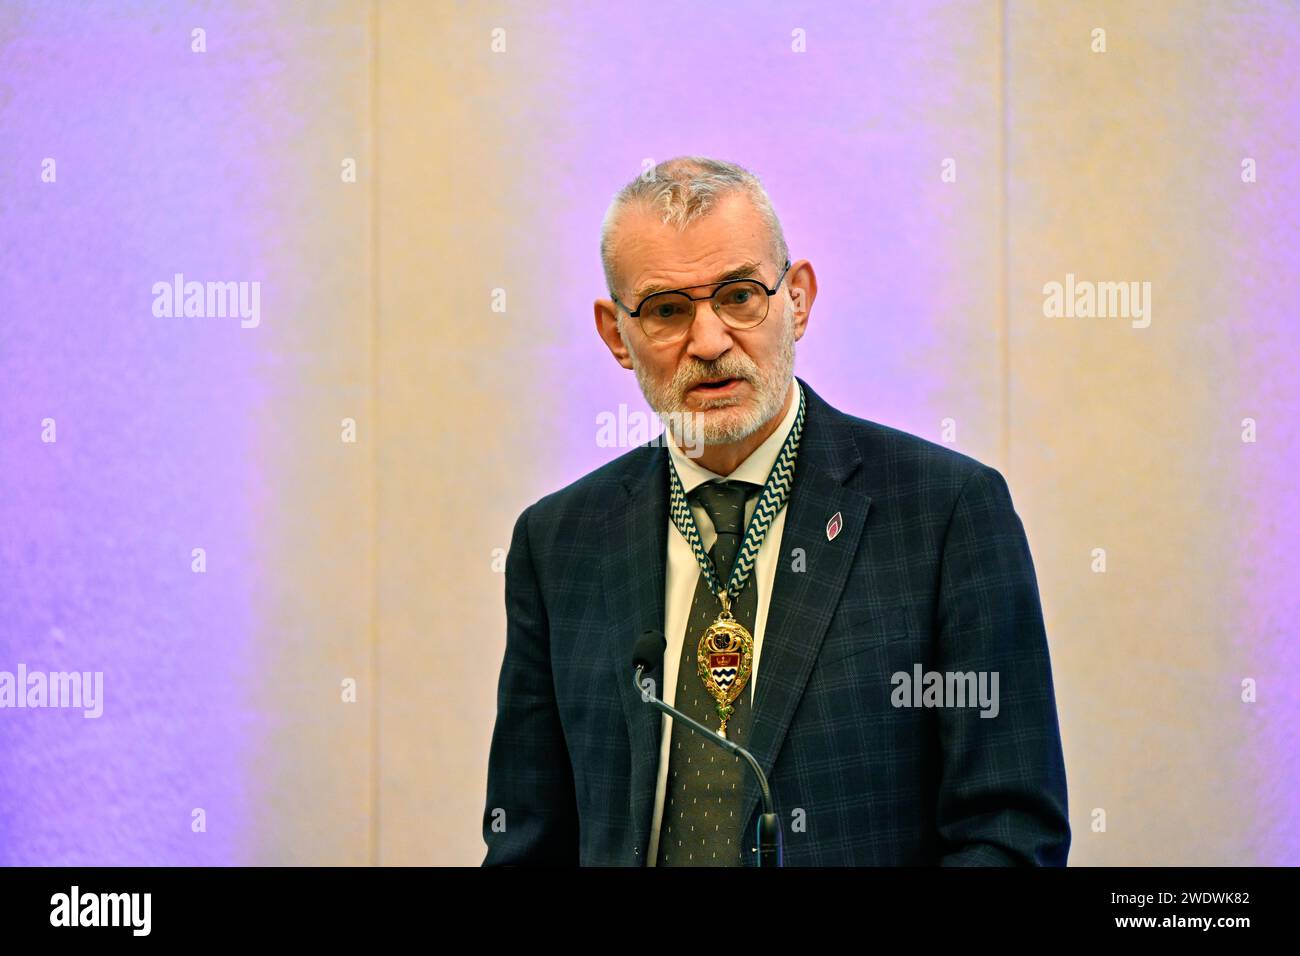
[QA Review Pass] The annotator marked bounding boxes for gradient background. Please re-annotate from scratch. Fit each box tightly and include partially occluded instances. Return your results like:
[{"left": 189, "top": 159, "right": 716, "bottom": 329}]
[{"left": 0, "top": 0, "right": 1296, "bottom": 866}]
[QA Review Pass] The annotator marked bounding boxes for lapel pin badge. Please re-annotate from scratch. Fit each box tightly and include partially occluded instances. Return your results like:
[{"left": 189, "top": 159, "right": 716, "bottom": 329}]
[{"left": 826, "top": 512, "right": 843, "bottom": 541}]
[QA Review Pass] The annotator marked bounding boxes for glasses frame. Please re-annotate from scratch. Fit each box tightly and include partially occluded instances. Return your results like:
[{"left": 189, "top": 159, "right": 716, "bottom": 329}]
[{"left": 612, "top": 259, "right": 792, "bottom": 342}]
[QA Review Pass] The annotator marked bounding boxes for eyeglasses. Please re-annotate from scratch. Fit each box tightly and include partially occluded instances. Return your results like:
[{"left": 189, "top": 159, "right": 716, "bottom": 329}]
[{"left": 612, "top": 260, "right": 792, "bottom": 343}]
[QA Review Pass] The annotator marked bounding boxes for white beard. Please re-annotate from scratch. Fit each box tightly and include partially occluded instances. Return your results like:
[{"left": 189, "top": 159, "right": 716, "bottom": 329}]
[{"left": 623, "top": 298, "right": 796, "bottom": 448}]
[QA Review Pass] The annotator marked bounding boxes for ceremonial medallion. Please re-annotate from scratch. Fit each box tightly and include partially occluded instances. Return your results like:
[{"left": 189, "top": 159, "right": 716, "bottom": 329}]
[{"left": 695, "top": 594, "right": 755, "bottom": 739}]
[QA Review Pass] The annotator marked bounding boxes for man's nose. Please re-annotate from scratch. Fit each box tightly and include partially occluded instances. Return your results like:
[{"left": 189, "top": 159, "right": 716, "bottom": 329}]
[{"left": 684, "top": 298, "right": 733, "bottom": 361}]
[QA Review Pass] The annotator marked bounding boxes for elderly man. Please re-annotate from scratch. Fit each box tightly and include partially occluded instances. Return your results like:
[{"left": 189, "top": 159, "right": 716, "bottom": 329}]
[{"left": 482, "top": 157, "right": 1069, "bottom": 866}]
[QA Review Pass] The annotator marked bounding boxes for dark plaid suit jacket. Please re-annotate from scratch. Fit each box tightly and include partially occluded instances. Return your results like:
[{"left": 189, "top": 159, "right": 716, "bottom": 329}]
[{"left": 482, "top": 377, "right": 1070, "bottom": 866}]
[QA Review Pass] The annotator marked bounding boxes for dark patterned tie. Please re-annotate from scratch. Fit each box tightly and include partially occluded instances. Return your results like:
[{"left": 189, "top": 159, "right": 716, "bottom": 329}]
[{"left": 657, "top": 479, "right": 760, "bottom": 867}]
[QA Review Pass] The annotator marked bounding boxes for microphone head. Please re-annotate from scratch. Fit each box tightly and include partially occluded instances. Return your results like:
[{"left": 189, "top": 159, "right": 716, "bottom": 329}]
[{"left": 632, "top": 630, "right": 666, "bottom": 672}]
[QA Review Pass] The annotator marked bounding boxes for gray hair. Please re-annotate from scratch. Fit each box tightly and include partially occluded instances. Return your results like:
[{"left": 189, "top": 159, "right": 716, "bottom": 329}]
[{"left": 599, "top": 156, "right": 790, "bottom": 299}]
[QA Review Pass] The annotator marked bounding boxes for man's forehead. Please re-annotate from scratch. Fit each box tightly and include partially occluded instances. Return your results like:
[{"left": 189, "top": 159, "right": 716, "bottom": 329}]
[{"left": 613, "top": 193, "right": 772, "bottom": 298}]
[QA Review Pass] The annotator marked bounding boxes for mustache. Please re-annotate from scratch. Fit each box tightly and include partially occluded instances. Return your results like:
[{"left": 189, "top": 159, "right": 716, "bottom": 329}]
[{"left": 674, "top": 360, "right": 756, "bottom": 391}]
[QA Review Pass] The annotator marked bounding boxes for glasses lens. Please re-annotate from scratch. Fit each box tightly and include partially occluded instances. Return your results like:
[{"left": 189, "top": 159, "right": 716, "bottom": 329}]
[
  {"left": 713, "top": 280, "right": 769, "bottom": 328},
  {"left": 639, "top": 292, "right": 693, "bottom": 340}
]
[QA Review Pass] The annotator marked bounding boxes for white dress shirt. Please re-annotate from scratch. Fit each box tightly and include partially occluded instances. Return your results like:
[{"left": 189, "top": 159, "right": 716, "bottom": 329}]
[{"left": 646, "top": 378, "right": 801, "bottom": 866}]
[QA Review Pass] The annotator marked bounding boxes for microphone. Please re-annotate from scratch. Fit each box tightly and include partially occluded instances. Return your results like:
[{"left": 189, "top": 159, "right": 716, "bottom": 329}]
[{"left": 631, "top": 629, "right": 783, "bottom": 867}]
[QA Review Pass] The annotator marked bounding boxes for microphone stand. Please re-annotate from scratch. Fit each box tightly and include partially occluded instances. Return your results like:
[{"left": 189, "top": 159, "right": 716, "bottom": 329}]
[{"left": 633, "top": 664, "right": 783, "bottom": 867}]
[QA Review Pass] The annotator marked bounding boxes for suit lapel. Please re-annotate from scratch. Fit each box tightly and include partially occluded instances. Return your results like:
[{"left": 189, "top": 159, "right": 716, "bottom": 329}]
[
  {"left": 604, "top": 446, "right": 668, "bottom": 860},
  {"left": 737, "top": 380, "right": 872, "bottom": 852}
]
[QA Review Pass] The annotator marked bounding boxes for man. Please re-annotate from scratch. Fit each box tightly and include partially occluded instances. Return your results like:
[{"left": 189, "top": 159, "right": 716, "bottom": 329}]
[{"left": 482, "top": 157, "right": 1069, "bottom": 866}]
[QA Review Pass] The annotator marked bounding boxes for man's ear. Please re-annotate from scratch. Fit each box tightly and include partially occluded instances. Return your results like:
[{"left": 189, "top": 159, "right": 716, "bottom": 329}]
[
  {"left": 786, "top": 259, "right": 817, "bottom": 342},
  {"left": 594, "top": 299, "right": 635, "bottom": 370}
]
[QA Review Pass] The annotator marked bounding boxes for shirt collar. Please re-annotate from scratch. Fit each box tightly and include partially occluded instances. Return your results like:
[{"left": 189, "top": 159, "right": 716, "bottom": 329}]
[{"left": 667, "top": 378, "right": 801, "bottom": 495}]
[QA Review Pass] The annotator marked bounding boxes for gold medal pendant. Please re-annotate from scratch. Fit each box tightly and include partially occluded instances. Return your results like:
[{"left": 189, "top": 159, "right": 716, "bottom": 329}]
[{"left": 695, "top": 592, "right": 754, "bottom": 738}]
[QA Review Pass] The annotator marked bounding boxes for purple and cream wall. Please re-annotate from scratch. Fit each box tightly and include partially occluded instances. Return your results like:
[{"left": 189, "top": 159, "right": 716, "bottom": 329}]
[{"left": 1, "top": 0, "right": 1295, "bottom": 866}]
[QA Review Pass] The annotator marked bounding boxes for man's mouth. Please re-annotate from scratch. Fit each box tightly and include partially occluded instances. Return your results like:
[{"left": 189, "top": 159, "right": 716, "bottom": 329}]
[{"left": 691, "top": 377, "right": 742, "bottom": 392}]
